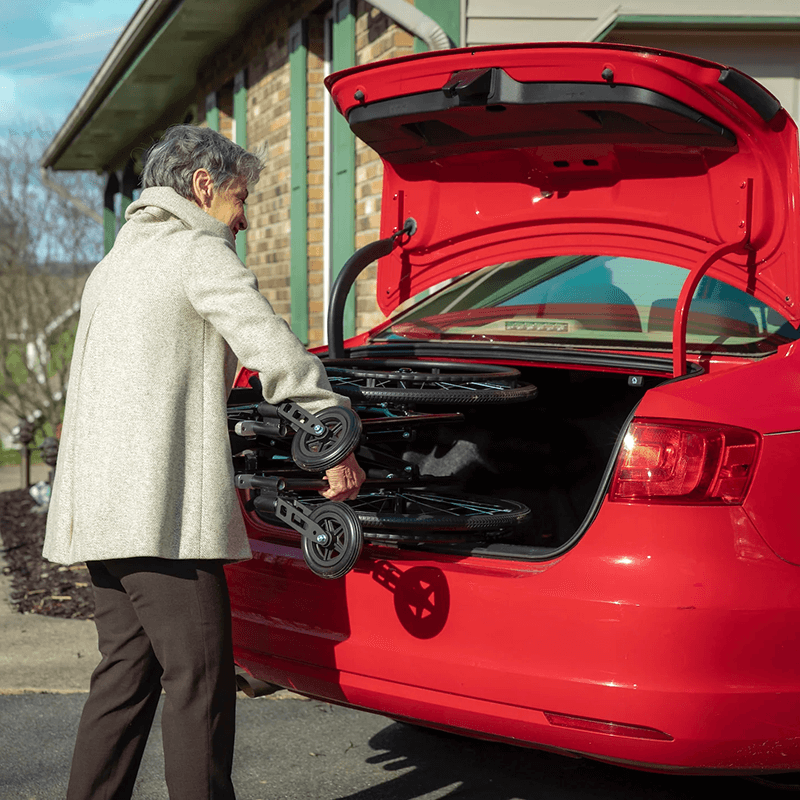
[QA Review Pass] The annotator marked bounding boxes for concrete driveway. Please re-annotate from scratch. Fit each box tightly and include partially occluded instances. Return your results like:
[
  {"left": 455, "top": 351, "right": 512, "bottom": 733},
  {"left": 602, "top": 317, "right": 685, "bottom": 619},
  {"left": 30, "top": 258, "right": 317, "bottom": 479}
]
[{"left": 0, "top": 464, "right": 100, "bottom": 694}]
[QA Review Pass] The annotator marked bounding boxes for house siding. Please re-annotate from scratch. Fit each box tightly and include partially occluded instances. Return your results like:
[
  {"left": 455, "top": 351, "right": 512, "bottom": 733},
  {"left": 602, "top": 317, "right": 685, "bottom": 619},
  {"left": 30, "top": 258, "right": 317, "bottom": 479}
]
[
  {"left": 465, "top": 1, "right": 800, "bottom": 124},
  {"left": 466, "top": 0, "right": 800, "bottom": 46}
]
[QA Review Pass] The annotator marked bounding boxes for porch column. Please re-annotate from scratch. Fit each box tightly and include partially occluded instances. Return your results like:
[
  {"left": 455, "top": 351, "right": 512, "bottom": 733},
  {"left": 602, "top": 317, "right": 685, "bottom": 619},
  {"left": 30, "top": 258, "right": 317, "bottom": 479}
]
[
  {"left": 119, "top": 161, "right": 137, "bottom": 227},
  {"left": 205, "top": 91, "right": 219, "bottom": 131},
  {"left": 103, "top": 172, "right": 119, "bottom": 255},
  {"left": 331, "top": 0, "right": 356, "bottom": 341}
]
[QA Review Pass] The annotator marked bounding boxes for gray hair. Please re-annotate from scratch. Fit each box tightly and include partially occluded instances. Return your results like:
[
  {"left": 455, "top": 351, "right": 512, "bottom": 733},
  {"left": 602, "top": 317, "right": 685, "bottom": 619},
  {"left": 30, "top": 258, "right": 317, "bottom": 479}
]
[{"left": 141, "top": 124, "right": 264, "bottom": 198}]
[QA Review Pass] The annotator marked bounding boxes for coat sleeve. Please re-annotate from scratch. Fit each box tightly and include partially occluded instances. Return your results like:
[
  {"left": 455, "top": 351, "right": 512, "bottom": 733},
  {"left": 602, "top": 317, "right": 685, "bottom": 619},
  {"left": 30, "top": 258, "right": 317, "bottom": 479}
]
[{"left": 180, "top": 232, "right": 348, "bottom": 414}]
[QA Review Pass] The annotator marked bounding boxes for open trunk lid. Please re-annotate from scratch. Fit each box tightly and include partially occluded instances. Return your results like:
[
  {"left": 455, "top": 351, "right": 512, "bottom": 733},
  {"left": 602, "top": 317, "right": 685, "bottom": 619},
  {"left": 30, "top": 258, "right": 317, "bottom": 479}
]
[{"left": 326, "top": 43, "right": 800, "bottom": 325}]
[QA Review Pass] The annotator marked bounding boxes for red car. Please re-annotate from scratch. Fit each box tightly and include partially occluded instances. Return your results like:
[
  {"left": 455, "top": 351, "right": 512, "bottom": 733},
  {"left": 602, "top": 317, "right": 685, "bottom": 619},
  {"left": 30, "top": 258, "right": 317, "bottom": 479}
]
[{"left": 226, "top": 42, "right": 800, "bottom": 776}]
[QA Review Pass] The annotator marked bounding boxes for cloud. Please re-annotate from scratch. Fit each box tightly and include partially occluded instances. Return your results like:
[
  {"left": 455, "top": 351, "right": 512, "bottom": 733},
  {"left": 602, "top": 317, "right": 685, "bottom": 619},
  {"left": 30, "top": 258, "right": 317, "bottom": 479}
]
[
  {"left": 0, "top": 26, "right": 123, "bottom": 61},
  {"left": 10, "top": 39, "right": 117, "bottom": 72},
  {"left": 50, "top": 0, "right": 136, "bottom": 38},
  {"left": 0, "top": 0, "right": 140, "bottom": 141}
]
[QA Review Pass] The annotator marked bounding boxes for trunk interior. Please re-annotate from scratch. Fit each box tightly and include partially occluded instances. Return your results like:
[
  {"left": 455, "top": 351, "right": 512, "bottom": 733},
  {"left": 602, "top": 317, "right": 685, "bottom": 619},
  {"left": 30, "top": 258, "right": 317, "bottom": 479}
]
[
  {"left": 395, "top": 365, "right": 667, "bottom": 556},
  {"left": 229, "top": 362, "right": 671, "bottom": 561}
]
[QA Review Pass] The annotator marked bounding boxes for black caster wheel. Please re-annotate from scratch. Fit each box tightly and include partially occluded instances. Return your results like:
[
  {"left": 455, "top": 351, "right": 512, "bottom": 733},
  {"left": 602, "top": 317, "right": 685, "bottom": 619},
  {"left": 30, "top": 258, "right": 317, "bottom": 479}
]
[
  {"left": 301, "top": 502, "right": 364, "bottom": 579},
  {"left": 291, "top": 406, "right": 362, "bottom": 472}
]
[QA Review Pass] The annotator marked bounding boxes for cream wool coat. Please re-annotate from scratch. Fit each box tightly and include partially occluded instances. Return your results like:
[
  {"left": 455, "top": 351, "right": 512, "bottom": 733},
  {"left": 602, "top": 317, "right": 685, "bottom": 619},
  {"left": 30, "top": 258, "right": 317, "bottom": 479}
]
[{"left": 43, "top": 187, "right": 347, "bottom": 565}]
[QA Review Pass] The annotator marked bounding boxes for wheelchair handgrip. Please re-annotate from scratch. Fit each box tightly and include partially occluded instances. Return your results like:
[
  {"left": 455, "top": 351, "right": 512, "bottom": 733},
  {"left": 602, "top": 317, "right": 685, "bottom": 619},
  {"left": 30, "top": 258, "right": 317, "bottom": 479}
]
[
  {"left": 235, "top": 474, "right": 287, "bottom": 492},
  {"left": 234, "top": 420, "right": 290, "bottom": 438},
  {"left": 256, "top": 401, "right": 280, "bottom": 418}
]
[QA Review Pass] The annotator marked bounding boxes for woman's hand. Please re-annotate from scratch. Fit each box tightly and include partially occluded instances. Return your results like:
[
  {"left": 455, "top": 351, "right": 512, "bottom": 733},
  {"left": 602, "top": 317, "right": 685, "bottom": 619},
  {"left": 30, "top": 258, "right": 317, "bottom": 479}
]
[{"left": 320, "top": 453, "right": 366, "bottom": 501}]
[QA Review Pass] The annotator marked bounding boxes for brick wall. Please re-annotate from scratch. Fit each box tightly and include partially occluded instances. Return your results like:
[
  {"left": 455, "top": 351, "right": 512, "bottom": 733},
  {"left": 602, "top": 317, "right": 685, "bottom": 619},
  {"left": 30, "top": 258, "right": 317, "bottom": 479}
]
[
  {"left": 352, "top": 2, "right": 414, "bottom": 337},
  {"left": 247, "top": 40, "right": 293, "bottom": 320},
  {"left": 195, "top": 0, "right": 415, "bottom": 346}
]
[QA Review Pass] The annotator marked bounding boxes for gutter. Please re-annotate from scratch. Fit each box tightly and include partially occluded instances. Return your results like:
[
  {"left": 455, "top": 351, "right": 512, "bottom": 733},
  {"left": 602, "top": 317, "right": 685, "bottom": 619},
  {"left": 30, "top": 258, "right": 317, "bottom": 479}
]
[
  {"left": 40, "top": 0, "right": 179, "bottom": 170},
  {"left": 368, "top": 0, "right": 455, "bottom": 50}
]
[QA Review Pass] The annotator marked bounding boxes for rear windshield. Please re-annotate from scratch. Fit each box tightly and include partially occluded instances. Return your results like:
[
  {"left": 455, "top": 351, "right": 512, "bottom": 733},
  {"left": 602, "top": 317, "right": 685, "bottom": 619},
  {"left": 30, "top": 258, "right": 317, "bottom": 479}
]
[{"left": 375, "top": 255, "right": 799, "bottom": 356}]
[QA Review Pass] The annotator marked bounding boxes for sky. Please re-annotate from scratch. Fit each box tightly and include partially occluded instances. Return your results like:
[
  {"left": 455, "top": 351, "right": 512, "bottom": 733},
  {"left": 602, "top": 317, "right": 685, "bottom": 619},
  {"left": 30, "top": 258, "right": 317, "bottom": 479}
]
[{"left": 0, "top": 0, "right": 142, "bottom": 143}]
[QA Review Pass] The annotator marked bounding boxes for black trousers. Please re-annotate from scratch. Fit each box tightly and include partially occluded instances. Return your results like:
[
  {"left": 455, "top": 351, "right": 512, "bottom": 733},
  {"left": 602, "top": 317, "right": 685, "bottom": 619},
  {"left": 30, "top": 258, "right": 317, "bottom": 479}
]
[{"left": 67, "top": 558, "right": 237, "bottom": 800}]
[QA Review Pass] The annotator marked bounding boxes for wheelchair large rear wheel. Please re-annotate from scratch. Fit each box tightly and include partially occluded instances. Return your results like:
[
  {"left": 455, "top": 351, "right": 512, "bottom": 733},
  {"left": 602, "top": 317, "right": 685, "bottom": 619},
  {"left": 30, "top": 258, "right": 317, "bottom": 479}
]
[{"left": 323, "top": 359, "right": 537, "bottom": 405}]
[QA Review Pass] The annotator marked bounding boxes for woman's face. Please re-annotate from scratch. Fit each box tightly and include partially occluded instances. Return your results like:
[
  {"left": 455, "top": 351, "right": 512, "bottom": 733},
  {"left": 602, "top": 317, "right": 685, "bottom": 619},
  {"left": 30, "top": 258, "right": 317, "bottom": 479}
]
[
  {"left": 207, "top": 176, "right": 249, "bottom": 239},
  {"left": 194, "top": 171, "right": 249, "bottom": 239}
]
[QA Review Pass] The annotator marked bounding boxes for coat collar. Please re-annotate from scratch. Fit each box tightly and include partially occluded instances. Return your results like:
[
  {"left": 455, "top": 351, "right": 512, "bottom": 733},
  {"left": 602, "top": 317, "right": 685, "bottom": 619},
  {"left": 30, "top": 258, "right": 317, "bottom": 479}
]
[{"left": 125, "top": 186, "right": 234, "bottom": 246}]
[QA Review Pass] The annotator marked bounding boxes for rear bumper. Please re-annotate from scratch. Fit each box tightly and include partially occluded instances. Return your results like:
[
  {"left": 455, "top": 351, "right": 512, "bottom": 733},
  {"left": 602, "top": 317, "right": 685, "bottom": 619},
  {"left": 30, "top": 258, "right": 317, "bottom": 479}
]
[{"left": 234, "top": 647, "right": 800, "bottom": 775}]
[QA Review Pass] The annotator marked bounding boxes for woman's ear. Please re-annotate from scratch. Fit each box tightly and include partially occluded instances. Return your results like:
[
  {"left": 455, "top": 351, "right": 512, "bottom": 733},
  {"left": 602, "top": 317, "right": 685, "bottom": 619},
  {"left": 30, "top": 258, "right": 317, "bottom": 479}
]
[{"left": 191, "top": 168, "right": 214, "bottom": 209}]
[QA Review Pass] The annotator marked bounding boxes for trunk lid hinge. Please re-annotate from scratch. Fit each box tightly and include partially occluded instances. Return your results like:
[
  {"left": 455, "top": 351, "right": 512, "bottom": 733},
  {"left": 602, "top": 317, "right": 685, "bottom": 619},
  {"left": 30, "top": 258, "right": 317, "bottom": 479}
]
[{"left": 672, "top": 178, "right": 754, "bottom": 377}]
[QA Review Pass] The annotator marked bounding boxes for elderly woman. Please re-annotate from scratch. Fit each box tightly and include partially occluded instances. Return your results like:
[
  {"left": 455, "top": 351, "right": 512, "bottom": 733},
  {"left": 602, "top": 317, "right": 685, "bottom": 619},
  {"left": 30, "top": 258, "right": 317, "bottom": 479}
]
[{"left": 43, "top": 125, "right": 364, "bottom": 800}]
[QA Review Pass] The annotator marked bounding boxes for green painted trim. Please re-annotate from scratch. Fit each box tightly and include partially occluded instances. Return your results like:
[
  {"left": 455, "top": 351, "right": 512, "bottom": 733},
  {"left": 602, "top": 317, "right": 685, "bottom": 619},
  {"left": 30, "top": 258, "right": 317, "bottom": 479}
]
[
  {"left": 118, "top": 198, "right": 132, "bottom": 221},
  {"left": 414, "top": 0, "right": 460, "bottom": 53},
  {"left": 289, "top": 22, "right": 309, "bottom": 344},
  {"left": 103, "top": 207, "right": 116, "bottom": 254},
  {"left": 233, "top": 74, "right": 247, "bottom": 148},
  {"left": 233, "top": 70, "right": 248, "bottom": 264},
  {"left": 205, "top": 92, "right": 219, "bottom": 131},
  {"left": 331, "top": 0, "right": 356, "bottom": 340},
  {"left": 597, "top": 14, "right": 800, "bottom": 40}
]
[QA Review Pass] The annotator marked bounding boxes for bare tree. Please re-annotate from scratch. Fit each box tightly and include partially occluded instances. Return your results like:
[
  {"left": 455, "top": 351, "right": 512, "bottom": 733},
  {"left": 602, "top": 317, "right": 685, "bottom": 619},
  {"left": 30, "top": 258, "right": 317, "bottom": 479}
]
[{"left": 0, "top": 130, "right": 103, "bottom": 436}]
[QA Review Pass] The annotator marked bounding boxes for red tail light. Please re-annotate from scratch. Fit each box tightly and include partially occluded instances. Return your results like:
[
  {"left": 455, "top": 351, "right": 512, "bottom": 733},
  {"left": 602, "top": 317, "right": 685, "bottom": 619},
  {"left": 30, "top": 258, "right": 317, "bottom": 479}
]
[{"left": 609, "top": 419, "right": 760, "bottom": 505}]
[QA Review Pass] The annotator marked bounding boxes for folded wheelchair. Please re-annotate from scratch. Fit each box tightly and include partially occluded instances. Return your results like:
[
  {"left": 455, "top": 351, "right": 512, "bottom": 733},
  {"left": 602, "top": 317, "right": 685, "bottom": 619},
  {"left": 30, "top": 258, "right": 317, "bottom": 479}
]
[{"left": 227, "top": 359, "right": 538, "bottom": 579}]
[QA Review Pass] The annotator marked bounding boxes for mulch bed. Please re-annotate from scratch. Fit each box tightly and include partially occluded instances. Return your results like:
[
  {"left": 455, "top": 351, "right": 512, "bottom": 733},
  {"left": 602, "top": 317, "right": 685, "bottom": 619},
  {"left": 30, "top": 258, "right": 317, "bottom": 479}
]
[{"left": 0, "top": 488, "right": 94, "bottom": 619}]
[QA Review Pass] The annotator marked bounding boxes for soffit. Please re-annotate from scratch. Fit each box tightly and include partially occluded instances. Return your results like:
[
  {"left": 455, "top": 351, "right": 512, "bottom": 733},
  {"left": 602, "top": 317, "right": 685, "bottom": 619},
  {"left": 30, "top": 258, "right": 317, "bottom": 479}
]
[{"left": 43, "top": 0, "right": 269, "bottom": 173}]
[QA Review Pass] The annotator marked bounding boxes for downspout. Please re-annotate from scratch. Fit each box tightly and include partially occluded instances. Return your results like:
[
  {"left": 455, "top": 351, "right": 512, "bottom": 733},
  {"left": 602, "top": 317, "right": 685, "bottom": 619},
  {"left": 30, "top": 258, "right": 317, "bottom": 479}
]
[{"left": 368, "top": 0, "right": 455, "bottom": 50}]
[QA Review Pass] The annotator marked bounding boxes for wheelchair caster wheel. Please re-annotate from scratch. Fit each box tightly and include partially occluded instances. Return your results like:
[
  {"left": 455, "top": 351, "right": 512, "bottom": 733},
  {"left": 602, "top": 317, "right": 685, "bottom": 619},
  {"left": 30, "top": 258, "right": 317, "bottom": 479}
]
[
  {"left": 291, "top": 406, "right": 361, "bottom": 472},
  {"left": 301, "top": 502, "right": 363, "bottom": 579}
]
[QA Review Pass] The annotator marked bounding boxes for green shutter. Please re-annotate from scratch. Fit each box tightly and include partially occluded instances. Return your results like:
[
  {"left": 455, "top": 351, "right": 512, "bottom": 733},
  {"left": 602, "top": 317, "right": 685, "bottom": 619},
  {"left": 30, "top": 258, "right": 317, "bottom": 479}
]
[
  {"left": 233, "top": 70, "right": 248, "bottom": 263},
  {"left": 289, "top": 22, "right": 309, "bottom": 344},
  {"left": 331, "top": 0, "right": 356, "bottom": 340}
]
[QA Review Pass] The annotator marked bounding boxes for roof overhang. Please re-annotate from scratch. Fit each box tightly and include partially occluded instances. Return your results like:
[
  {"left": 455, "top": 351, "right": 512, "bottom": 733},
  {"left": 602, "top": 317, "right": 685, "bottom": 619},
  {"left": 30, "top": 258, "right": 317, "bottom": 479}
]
[
  {"left": 41, "top": 0, "right": 269, "bottom": 173},
  {"left": 588, "top": 11, "right": 800, "bottom": 43}
]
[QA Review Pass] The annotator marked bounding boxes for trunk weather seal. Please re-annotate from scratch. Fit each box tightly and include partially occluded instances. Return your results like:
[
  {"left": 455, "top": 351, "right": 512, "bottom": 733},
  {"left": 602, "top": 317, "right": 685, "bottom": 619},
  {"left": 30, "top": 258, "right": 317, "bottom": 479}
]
[{"left": 341, "top": 341, "right": 699, "bottom": 377}]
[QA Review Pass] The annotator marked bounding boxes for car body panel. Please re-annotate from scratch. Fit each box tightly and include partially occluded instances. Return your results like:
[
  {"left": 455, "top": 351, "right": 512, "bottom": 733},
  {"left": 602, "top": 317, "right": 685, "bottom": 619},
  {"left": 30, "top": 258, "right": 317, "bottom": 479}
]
[
  {"left": 633, "top": 341, "right": 800, "bottom": 433},
  {"left": 227, "top": 497, "right": 800, "bottom": 772},
  {"left": 326, "top": 43, "right": 800, "bottom": 322}
]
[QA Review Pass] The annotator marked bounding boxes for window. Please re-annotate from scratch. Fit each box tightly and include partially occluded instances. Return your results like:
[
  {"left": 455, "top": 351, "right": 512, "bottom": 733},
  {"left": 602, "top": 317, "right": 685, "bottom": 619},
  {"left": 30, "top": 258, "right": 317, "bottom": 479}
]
[{"left": 376, "top": 255, "right": 797, "bottom": 355}]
